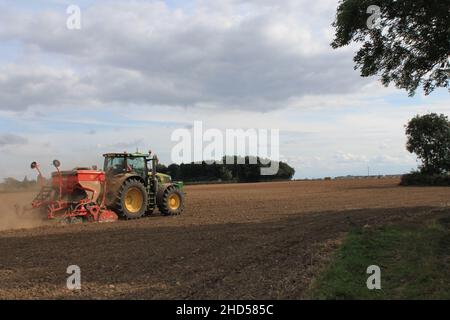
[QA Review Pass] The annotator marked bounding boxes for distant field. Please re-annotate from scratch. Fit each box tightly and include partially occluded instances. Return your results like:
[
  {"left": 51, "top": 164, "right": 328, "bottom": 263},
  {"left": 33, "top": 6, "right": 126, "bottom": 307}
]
[{"left": 0, "top": 179, "right": 449, "bottom": 299}]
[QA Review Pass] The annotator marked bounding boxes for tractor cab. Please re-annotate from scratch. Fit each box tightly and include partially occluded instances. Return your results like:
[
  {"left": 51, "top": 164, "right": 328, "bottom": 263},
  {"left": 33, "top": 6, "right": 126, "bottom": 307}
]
[
  {"left": 103, "top": 152, "right": 179, "bottom": 186},
  {"left": 103, "top": 152, "right": 150, "bottom": 182}
]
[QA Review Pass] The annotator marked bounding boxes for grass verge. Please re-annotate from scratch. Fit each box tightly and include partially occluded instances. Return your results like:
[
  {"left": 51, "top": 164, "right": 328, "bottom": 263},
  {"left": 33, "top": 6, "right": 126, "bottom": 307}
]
[{"left": 308, "top": 214, "right": 450, "bottom": 299}]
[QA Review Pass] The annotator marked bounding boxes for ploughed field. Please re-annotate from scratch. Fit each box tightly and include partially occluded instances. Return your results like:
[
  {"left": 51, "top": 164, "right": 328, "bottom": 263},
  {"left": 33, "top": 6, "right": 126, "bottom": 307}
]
[{"left": 0, "top": 179, "right": 449, "bottom": 299}]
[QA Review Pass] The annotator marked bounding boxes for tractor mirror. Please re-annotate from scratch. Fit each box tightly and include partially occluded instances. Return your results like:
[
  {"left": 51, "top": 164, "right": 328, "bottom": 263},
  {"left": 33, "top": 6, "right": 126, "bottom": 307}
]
[
  {"left": 53, "top": 159, "right": 61, "bottom": 168},
  {"left": 30, "top": 161, "right": 37, "bottom": 169}
]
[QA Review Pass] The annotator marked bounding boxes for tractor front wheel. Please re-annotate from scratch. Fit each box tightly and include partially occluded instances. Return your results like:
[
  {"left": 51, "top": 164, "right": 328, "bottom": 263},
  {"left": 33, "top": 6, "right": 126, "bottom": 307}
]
[
  {"left": 116, "top": 179, "right": 148, "bottom": 219},
  {"left": 157, "top": 185, "right": 184, "bottom": 216}
]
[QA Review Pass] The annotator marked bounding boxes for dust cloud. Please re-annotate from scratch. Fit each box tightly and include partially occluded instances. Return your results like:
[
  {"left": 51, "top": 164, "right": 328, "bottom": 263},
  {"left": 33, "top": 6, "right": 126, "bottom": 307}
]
[{"left": 0, "top": 191, "right": 49, "bottom": 231}]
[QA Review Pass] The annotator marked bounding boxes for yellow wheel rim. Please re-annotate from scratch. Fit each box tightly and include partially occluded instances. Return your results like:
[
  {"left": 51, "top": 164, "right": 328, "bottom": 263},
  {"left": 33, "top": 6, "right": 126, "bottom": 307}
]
[
  {"left": 125, "top": 187, "right": 144, "bottom": 213},
  {"left": 168, "top": 193, "right": 181, "bottom": 211}
]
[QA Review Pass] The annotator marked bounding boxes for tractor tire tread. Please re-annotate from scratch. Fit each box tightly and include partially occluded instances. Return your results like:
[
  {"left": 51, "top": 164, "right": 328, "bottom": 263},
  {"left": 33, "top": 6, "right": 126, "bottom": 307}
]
[
  {"left": 157, "top": 185, "right": 185, "bottom": 216},
  {"left": 115, "top": 178, "right": 148, "bottom": 220}
]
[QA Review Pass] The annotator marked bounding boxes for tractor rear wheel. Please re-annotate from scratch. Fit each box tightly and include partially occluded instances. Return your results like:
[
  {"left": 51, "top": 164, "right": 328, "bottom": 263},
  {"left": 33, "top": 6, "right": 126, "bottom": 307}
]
[
  {"left": 115, "top": 179, "right": 148, "bottom": 219},
  {"left": 157, "top": 185, "right": 184, "bottom": 216}
]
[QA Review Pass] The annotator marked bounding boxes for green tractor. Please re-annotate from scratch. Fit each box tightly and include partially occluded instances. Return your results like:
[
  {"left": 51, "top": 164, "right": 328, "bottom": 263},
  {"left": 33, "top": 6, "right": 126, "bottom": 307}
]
[{"left": 103, "top": 151, "right": 185, "bottom": 219}]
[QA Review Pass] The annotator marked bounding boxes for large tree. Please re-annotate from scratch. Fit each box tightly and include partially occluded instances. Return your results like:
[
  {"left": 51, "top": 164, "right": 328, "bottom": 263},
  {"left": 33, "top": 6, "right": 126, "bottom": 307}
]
[
  {"left": 405, "top": 113, "right": 450, "bottom": 174},
  {"left": 332, "top": 0, "right": 450, "bottom": 95}
]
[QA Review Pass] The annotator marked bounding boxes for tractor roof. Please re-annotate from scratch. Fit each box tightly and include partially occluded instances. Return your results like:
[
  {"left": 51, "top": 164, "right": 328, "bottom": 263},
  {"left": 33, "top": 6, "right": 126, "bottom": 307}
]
[{"left": 103, "top": 152, "right": 149, "bottom": 158}]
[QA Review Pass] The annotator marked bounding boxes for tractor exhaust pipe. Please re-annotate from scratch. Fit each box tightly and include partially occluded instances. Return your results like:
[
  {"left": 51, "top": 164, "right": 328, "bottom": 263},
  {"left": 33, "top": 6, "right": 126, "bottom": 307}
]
[{"left": 149, "top": 150, "right": 158, "bottom": 193}]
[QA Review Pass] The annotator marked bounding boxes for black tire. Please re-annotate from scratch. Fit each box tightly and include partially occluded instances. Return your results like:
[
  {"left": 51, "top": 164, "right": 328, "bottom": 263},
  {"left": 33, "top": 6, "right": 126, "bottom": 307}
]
[
  {"left": 157, "top": 185, "right": 185, "bottom": 216},
  {"left": 115, "top": 179, "right": 148, "bottom": 219}
]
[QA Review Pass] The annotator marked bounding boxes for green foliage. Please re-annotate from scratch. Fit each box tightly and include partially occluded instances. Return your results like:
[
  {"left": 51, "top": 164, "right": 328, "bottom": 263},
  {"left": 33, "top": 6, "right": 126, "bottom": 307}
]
[
  {"left": 332, "top": 0, "right": 450, "bottom": 95},
  {"left": 400, "top": 171, "right": 450, "bottom": 186},
  {"left": 218, "top": 167, "right": 233, "bottom": 181},
  {"left": 166, "top": 155, "right": 295, "bottom": 183},
  {"left": 309, "top": 216, "right": 450, "bottom": 299},
  {"left": 405, "top": 113, "right": 450, "bottom": 174},
  {"left": 167, "top": 163, "right": 181, "bottom": 180},
  {"left": 156, "top": 163, "right": 169, "bottom": 174}
]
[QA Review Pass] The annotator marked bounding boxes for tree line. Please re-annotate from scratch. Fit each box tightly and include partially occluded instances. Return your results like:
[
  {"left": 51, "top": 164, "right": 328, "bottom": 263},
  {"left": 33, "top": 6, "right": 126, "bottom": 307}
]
[{"left": 157, "top": 156, "right": 295, "bottom": 183}]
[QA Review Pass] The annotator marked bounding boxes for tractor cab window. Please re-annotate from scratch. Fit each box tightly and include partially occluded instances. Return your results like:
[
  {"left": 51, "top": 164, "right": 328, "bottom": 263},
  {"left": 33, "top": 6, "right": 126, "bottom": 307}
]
[
  {"left": 127, "top": 157, "right": 146, "bottom": 178},
  {"left": 104, "top": 157, "right": 126, "bottom": 174}
]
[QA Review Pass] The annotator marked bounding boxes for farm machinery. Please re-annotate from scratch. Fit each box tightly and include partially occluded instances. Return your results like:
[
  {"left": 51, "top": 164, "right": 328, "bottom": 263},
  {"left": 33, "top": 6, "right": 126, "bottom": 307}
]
[{"left": 29, "top": 151, "right": 185, "bottom": 224}]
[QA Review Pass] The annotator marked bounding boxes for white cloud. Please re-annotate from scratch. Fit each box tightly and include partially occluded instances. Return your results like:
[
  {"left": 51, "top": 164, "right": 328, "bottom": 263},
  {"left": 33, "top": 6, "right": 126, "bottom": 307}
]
[{"left": 0, "top": 0, "right": 365, "bottom": 111}]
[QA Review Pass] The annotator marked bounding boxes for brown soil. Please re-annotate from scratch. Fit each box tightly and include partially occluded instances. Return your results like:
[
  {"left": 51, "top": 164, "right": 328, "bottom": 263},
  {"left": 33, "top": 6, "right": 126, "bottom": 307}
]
[{"left": 0, "top": 179, "right": 449, "bottom": 299}]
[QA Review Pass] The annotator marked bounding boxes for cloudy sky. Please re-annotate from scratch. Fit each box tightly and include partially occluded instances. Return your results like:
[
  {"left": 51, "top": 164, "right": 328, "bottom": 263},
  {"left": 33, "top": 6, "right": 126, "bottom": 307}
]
[{"left": 0, "top": 0, "right": 448, "bottom": 180}]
